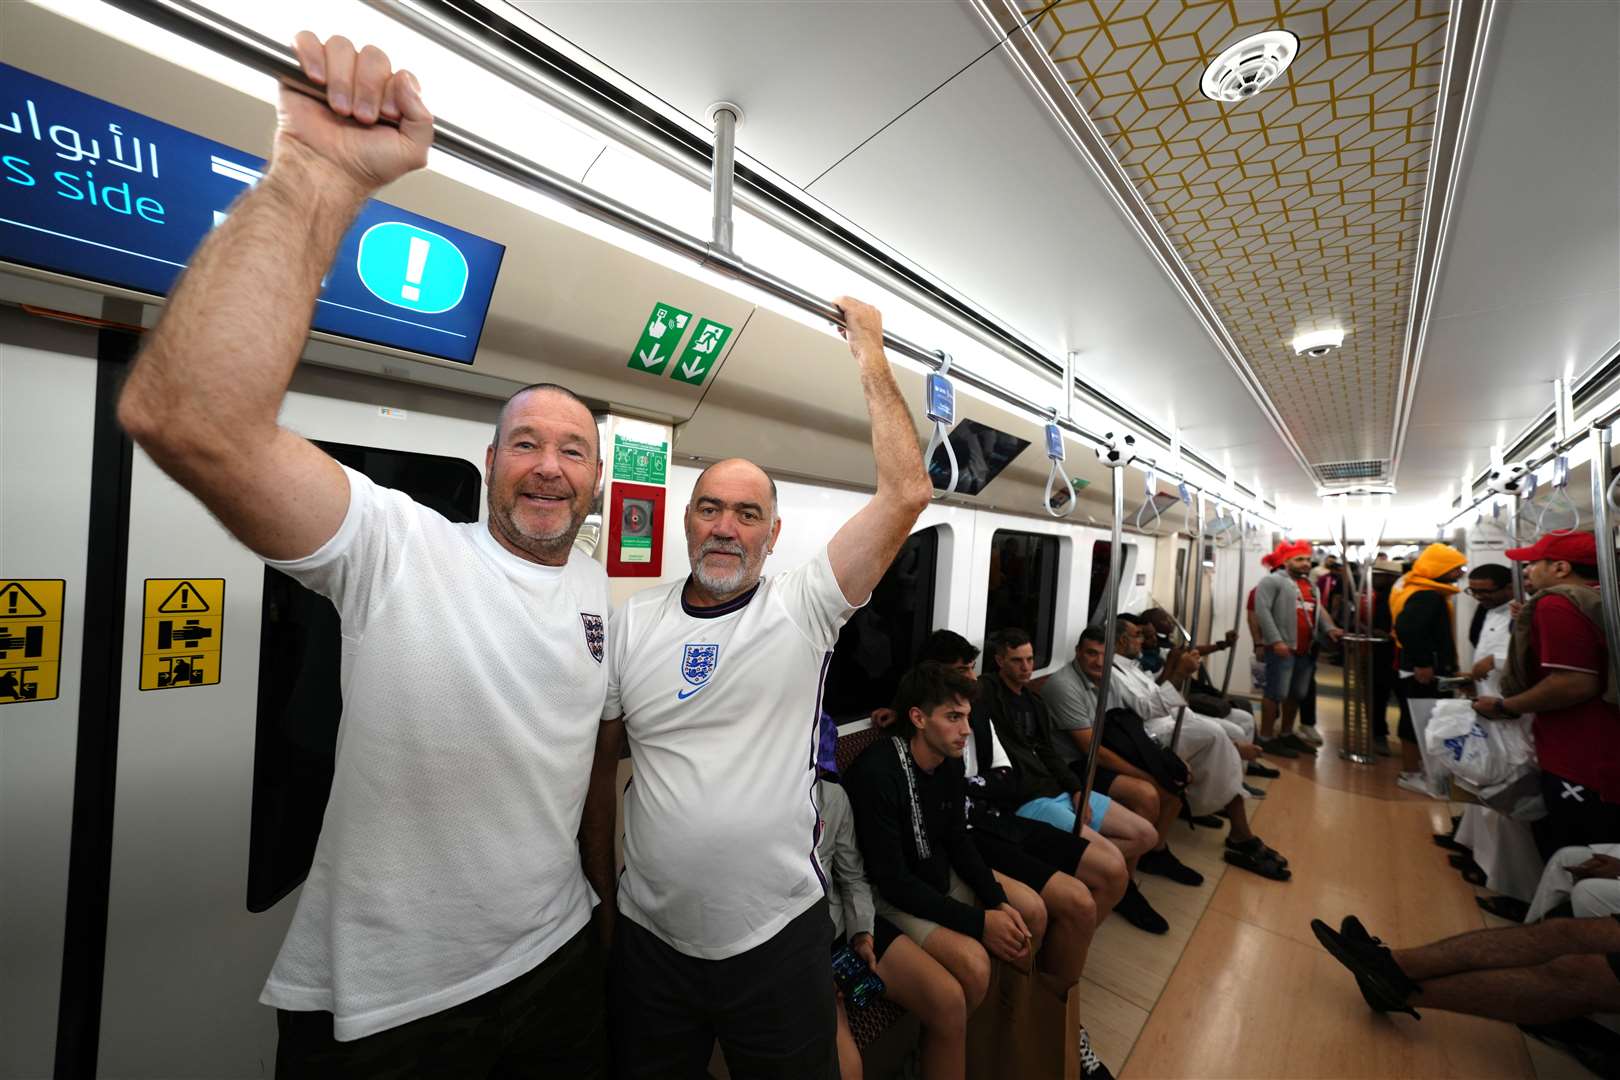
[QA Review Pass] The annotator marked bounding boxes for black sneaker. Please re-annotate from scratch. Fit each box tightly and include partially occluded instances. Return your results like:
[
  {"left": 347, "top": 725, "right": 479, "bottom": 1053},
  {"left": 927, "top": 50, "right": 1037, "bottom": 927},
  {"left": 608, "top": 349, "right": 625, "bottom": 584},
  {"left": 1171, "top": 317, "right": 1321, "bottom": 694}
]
[
  {"left": 1242, "top": 782, "right": 1267, "bottom": 799},
  {"left": 1115, "top": 880, "right": 1169, "bottom": 934},
  {"left": 1247, "top": 761, "right": 1281, "bottom": 779},
  {"left": 1139, "top": 846, "right": 1204, "bottom": 886},
  {"left": 1280, "top": 732, "right": 1318, "bottom": 756},
  {"left": 1259, "top": 736, "right": 1299, "bottom": 758},
  {"left": 1314, "top": 917, "right": 1420, "bottom": 1019},
  {"left": 1077, "top": 1025, "right": 1114, "bottom": 1080}
]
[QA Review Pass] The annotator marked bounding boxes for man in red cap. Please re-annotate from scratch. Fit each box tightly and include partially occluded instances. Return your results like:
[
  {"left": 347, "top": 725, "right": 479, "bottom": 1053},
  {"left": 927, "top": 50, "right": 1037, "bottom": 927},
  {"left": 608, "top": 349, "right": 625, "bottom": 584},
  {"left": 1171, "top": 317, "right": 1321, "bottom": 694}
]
[
  {"left": 1475, "top": 532, "right": 1620, "bottom": 857},
  {"left": 1253, "top": 541, "right": 1345, "bottom": 754}
]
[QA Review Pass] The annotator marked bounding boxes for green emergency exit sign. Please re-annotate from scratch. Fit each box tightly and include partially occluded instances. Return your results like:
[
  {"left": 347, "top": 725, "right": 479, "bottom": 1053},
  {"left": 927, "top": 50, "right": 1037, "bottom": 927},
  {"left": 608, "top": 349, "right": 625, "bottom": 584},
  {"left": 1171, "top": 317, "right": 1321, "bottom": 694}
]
[
  {"left": 627, "top": 302, "right": 692, "bottom": 376},
  {"left": 670, "top": 318, "right": 733, "bottom": 386}
]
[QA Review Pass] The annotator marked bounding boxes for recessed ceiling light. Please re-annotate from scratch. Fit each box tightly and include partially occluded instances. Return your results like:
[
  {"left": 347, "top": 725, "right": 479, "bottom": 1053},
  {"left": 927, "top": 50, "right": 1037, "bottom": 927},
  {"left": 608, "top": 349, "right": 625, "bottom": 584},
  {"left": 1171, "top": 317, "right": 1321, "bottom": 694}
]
[
  {"left": 1201, "top": 30, "right": 1300, "bottom": 103},
  {"left": 1292, "top": 328, "right": 1345, "bottom": 357}
]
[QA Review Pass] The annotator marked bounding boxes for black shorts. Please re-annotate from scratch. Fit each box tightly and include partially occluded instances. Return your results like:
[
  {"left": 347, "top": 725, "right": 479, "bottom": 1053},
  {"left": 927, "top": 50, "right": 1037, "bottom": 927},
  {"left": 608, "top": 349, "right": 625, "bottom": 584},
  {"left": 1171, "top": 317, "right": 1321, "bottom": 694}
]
[
  {"left": 611, "top": 898, "right": 837, "bottom": 1079},
  {"left": 973, "top": 825, "right": 1088, "bottom": 893},
  {"left": 275, "top": 921, "right": 606, "bottom": 1079},
  {"left": 830, "top": 915, "right": 900, "bottom": 964}
]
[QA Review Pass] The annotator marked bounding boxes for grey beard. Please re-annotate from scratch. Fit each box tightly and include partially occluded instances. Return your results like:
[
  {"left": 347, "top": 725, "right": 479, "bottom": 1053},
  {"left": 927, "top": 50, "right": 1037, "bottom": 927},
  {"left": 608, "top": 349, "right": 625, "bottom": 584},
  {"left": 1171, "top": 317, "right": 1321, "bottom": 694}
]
[{"left": 691, "top": 542, "right": 755, "bottom": 595}]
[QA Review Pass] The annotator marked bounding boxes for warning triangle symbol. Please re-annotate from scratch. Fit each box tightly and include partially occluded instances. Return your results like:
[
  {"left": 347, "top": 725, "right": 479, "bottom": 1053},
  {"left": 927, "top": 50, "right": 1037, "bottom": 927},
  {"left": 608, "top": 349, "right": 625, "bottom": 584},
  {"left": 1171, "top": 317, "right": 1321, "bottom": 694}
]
[
  {"left": 157, "top": 581, "right": 211, "bottom": 614},
  {"left": 0, "top": 582, "right": 47, "bottom": 619}
]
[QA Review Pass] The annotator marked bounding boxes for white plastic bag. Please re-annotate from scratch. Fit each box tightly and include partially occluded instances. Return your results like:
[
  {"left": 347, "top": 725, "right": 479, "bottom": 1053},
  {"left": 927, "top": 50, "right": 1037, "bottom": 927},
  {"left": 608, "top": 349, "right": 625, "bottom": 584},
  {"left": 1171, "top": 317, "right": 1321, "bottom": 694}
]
[{"left": 1424, "top": 699, "right": 1536, "bottom": 789}]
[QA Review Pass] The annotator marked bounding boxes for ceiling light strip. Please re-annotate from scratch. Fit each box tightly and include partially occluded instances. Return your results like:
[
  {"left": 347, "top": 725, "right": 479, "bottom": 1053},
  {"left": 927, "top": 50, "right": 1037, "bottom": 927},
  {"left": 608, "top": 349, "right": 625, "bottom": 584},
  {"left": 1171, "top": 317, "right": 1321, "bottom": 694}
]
[
  {"left": 970, "top": 0, "right": 1318, "bottom": 490},
  {"left": 1387, "top": 0, "right": 1497, "bottom": 482}
]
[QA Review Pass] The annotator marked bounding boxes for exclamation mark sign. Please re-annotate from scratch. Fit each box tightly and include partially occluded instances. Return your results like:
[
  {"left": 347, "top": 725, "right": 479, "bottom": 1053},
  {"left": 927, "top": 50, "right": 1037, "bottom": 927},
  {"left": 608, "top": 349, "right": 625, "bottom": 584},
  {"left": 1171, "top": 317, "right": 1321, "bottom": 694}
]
[
  {"left": 178, "top": 586, "right": 190, "bottom": 610},
  {"left": 402, "top": 236, "right": 429, "bottom": 303},
  {"left": 5, "top": 588, "right": 15, "bottom": 615}
]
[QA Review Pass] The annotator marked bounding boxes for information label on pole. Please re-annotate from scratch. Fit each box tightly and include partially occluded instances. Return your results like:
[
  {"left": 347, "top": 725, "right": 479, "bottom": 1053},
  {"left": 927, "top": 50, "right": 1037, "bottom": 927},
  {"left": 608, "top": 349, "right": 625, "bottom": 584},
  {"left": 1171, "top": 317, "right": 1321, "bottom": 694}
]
[
  {"left": 0, "top": 579, "right": 65, "bottom": 705},
  {"left": 926, "top": 374, "right": 955, "bottom": 425},
  {"left": 140, "top": 578, "right": 224, "bottom": 691},
  {"left": 1045, "top": 423, "right": 1064, "bottom": 462},
  {"left": 627, "top": 302, "right": 691, "bottom": 376},
  {"left": 670, "top": 318, "right": 733, "bottom": 386}
]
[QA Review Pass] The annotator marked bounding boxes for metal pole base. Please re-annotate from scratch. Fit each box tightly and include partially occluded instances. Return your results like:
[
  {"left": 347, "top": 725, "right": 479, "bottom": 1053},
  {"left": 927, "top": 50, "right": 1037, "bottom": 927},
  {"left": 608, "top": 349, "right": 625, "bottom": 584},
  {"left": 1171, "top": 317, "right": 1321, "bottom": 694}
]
[{"left": 1339, "top": 749, "right": 1377, "bottom": 765}]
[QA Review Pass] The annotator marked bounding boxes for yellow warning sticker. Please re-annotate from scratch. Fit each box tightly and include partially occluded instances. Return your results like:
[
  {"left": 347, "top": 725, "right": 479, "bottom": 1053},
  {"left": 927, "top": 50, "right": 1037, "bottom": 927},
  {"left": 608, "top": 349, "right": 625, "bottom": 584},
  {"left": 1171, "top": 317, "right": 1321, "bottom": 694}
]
[
  {"left": 0, "top": 579, "right": 66, "bottom": 706},
  {"left": 141, "top": 578, "right": 225, "bottom": 692}
]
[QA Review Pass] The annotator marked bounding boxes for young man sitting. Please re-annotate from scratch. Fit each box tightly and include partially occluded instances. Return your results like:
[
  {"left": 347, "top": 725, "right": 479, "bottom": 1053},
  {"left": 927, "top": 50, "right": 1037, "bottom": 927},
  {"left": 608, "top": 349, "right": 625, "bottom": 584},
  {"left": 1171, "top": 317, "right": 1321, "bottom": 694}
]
[{"left": 843, "top": 661, "right": 1114, "bottom": 1080}]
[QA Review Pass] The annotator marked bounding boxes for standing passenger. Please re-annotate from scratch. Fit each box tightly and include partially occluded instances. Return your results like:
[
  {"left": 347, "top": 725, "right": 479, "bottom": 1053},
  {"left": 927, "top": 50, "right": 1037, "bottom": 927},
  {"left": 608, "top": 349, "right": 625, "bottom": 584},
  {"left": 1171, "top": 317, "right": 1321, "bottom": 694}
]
[
  {"left": 117, "top": 36, "right": 611, "bottom": 1075},
  {"left": 1391, "top": 542, "right": 1467, "bottom": 795},
  {"left": 584, "top": 299, "right": 933, "bottom": 1078},
  {"left": 1254, "top": 540, "right": 1343, "bottom": 754}
]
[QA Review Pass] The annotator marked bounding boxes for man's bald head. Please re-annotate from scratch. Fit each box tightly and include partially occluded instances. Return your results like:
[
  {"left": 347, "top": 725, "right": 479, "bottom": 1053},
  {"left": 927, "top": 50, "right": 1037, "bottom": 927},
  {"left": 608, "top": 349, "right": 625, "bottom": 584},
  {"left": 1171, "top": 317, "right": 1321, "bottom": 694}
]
[
  {"left": 492, "top": 383, "right": 598, "bottom": 461},
  {"left": 693, "top": 458, "right": 778, "bottom": 523}
]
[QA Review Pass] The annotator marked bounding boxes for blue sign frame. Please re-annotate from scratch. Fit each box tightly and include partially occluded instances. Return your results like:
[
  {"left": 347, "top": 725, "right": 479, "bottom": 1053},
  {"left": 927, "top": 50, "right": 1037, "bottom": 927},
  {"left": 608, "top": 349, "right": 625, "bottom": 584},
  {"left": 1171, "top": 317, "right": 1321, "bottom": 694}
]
[
  {"left": 925, "top": 372, "right": 954, "bottom": 425},
  {"left": 0, "top": 62, "right": 503, "bottom": 365}
]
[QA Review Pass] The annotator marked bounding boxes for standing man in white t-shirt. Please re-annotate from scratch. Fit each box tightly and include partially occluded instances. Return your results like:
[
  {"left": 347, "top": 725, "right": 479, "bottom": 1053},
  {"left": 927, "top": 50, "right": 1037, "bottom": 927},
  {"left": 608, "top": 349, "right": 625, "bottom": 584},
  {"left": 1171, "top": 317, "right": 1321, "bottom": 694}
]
[
  {"left": 584, "top": 299, "right": 933, "bottom": 1077},
  {"left": 118, "top": 35, "right": 612, "bottom": 1076}
]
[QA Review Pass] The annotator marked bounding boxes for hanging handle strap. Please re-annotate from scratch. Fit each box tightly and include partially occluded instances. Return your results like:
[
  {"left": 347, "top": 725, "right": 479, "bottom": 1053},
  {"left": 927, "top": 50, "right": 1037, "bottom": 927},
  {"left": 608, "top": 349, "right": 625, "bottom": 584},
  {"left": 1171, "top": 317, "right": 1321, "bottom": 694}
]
[
  {"left": 1044, "top": 413, "right": 1076, "bottom": 518},
  {"left": 1539, "top": 455, "right": 1581, "bottom": 535},
  {"left": 924, "top": 352, "right": 958, "bottom": 502}
]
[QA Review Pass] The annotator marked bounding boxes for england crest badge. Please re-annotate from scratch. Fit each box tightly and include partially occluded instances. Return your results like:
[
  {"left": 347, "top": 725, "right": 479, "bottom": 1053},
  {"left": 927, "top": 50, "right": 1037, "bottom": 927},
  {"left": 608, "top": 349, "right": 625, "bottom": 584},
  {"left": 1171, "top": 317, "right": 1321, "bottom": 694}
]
[
  {"left": 678, "top": 643, "right": 720, "bottom": 699},
  {"left": 580, "top": 613, "right": 605, "bottom": 664}
]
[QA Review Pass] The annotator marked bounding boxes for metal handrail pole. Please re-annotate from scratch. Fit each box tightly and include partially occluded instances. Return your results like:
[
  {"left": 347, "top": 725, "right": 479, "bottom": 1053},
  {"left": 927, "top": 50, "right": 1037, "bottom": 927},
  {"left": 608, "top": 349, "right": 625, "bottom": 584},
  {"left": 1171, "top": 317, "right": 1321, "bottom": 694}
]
[
  {"left": 708, "top": 104, "right": 738, "bottom": 255},
  {"left": 1170, "top": 496, "right": 1206, "bottom": 751},
  {"left": 1078, "top": 466, "right": 1127, "bottom": 817},
  {"left": 1219, "top": 513, "right": 1248, "bottom": 696},
  {"left": 1508, "top": 491, "right": 1526, "bottom": 602},
  {"left": 1587, "top": 426, "right": 1620, "bottom": 701}
]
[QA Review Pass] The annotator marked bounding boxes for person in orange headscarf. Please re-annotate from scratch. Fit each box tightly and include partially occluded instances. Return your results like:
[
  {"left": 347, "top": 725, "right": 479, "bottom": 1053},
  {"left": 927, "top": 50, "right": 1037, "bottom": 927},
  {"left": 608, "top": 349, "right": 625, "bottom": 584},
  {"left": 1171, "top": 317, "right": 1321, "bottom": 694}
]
[{"left": 1390, "top": 542, "right": 1468, "bottom": 793}]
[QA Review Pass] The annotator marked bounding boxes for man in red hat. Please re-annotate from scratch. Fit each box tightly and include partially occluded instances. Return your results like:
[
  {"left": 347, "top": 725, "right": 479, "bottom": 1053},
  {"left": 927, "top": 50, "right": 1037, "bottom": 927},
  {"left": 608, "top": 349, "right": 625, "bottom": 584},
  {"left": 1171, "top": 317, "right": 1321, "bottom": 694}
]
[
  {"left": 1253, "top": 540, "right": 1344, "bottom": 755},
  {"left": 1475, "top": 532, "right": 1620, "bottom": 857}
]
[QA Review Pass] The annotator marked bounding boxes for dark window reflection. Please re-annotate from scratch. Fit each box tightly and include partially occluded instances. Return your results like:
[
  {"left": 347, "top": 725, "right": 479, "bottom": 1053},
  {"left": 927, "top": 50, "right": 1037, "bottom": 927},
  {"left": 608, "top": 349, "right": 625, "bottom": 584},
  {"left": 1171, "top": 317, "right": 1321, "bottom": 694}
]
[
  {"left": 247, "top": 441, "right": 481, "bottom": 913},
  {"left": 984, "top": 530, "right": 1059, "bottom": 669},
  {"left": 823, "top": 529, "right": 939, "bottom": 723},
  {"left": 1088, "top": 539, "right": 1137, "bottom": 624},
  {"left": 928, "top": 419, "right": 1029, "bottom": 496}
]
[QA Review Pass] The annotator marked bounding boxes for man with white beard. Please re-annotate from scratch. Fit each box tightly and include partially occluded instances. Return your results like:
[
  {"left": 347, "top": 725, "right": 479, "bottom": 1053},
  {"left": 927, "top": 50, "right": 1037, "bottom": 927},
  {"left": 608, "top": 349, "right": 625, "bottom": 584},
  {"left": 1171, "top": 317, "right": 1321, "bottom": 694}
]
[{"left": 582, "top": 298, "right": 933, "bottom": 1078}]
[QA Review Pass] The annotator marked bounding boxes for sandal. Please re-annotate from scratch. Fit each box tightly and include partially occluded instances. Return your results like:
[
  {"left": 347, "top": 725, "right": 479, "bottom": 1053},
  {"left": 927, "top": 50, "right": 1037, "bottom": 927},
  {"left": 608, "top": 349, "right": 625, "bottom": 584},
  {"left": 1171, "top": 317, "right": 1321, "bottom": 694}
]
[
  {"left": 1432, "top": 832, "right": 1468, "bottom": 853},
  {"left": 1224, "top": 837, "right": 1291, "bottom": 880},
  {"left": 1248, "top": 836, "right": 1289, "bottom": 868},
  {"left": 1448, "top": 853, "right": 1487, "bottom": 887}
]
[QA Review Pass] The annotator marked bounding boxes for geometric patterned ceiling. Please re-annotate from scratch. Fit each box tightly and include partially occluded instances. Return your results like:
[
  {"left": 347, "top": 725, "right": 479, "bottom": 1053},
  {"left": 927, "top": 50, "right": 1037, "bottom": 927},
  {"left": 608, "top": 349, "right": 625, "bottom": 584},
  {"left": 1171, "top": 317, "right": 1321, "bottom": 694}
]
[{"left": 1025, "top": 0, "right": 1451, "bottom": 477}]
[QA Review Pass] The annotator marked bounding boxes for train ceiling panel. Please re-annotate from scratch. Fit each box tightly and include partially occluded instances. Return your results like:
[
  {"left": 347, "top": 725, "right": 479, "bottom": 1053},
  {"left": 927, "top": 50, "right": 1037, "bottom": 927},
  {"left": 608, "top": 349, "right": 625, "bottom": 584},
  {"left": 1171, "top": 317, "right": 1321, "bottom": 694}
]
[{"left": 1023, "top": 0, "right": 1449, "bottom": 472}]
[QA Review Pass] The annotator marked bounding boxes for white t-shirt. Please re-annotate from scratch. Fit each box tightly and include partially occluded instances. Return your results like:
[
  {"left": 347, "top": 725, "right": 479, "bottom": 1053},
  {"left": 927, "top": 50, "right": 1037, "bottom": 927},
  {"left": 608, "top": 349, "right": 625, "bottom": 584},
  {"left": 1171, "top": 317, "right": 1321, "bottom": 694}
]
[
  {"left": 1475, "top": 603, "right": 1513, "bottom": 697},
  {"left": 259, "top": 466, "right": 609, "bottom": 1041},
  {"left": 605, "top": 548, "right": 858, "bottom": 959},
  {"left": 963, "top": 718, "right": 1010, "bottom": 777}
]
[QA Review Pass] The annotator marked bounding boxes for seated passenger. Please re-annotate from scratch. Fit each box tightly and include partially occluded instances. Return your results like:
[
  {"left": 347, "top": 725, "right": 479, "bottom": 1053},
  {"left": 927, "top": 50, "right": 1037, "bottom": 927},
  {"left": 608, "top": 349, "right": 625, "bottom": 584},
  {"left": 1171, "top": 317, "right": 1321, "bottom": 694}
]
[
  {"left": 1139, "top": 608, "right": 1259, "bottom": 735},
  {"left": 816, "top": 771, "right": 969, "bottom": 1080},
  {"left": 1116, "top": 617, "right": 1265, "bottom": 757},
  {"left": 1474, "top": 532, "right": 1620, "bottom": 858},
  {"left": 843, "top": 662, "right": 1114, "bottom": 1080},
  {"left": 915, "top": 629, "right": 1166, "bottom": 933},
  {"left": 1526, "top": 846, "right": 1620, "bottom": 922},
  {"left": 1313, "top": 912, "right": 1620, "bottom": 1026},
  {"left": 1068, "top": 627, "right": 1291, "bottom": 881},
  {"left": 961, "top": 629, "right": 1167, "bottom": 932}
]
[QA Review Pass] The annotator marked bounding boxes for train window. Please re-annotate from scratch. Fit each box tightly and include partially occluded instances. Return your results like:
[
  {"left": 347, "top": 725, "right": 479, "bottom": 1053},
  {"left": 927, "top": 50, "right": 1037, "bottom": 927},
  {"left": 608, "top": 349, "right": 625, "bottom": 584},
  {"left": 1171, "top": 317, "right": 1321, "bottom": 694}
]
[
  {"left": 928, "top": 418, "right": 1029, "bottom": 496},
  {"left": 1088, "top": 539, "right": 1138, "bottom": 623},
  {"left": 984, "top": 530, "right": 1059, "bottom": 669},
  {"left": 246, "top": 441, "right": 481, "bottom": 914},
  {"left": 822, "top": 528, "right": 940, "bottom": 723}
]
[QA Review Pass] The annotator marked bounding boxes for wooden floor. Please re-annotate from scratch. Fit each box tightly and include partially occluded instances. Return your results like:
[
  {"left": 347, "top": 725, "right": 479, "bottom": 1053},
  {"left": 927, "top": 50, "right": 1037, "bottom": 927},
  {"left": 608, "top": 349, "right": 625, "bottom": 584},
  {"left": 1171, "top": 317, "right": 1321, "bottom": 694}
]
[{"left": 1069, "top": 664, "right": 1600, "bottom": 1080}]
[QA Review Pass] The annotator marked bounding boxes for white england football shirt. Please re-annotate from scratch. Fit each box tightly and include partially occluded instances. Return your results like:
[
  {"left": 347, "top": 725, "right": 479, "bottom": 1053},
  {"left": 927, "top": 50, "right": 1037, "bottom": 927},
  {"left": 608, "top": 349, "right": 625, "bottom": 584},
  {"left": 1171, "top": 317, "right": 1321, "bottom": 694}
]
[
  {"left": 604, "top": 548, "right": 858, "bottom": 959},
  {"left": 259, "top": 466, "right": 609, "bottom": 1041}
]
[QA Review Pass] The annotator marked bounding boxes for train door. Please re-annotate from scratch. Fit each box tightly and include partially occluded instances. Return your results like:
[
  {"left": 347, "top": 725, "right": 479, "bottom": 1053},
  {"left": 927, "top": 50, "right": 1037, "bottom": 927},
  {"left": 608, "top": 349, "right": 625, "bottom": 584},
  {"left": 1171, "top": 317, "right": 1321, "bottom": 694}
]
[
  {"left": 0, "top": 307, "right": 100, "bottom": 1078},
  {"left": 94, "top": 365, "right": 494, "bottom": 1077}
]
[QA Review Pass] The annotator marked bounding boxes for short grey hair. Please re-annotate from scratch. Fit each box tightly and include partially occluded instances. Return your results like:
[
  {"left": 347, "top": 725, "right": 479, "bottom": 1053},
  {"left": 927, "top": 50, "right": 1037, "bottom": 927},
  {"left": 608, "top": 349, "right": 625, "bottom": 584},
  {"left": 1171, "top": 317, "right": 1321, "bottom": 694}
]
[{"left": 491, "top": 383, "right": 598, "bottom": 459}]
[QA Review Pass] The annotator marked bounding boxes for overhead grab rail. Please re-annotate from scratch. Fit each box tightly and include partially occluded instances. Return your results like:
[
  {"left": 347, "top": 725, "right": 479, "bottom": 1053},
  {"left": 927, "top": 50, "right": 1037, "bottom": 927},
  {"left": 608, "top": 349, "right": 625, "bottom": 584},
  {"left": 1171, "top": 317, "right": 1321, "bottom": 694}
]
[
  {"left": 93, "top": 0, "right": 1290, "bottom": 531},
  {"left": 924, "top": 352, "right": 959, "bottom": 501}
]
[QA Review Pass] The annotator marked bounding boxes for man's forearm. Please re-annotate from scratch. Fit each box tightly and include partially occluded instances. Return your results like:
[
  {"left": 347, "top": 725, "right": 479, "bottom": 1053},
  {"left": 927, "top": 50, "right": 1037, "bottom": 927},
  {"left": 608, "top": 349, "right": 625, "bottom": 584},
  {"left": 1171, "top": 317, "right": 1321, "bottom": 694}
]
[
  {"left": 123, "top": 150, "right": 366, "bottom": 452},
  {"left": 855, "top": 346, "right": 931, "bottom": 504}
]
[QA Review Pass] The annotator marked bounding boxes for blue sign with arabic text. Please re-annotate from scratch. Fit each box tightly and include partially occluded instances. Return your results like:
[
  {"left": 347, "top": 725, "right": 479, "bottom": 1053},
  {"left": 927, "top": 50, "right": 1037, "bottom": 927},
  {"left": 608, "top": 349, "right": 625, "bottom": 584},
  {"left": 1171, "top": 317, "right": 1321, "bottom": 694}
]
[{"left": 0, "top": 62, "right": 502, "bottom": 364}]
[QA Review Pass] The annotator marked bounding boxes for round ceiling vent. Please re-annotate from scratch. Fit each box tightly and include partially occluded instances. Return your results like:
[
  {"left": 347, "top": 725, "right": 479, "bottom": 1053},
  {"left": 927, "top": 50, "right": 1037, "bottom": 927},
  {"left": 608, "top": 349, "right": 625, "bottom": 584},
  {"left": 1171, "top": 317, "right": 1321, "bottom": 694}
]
[{"left": 1200, "top": 30, "right": 1300, "bottom": 103}]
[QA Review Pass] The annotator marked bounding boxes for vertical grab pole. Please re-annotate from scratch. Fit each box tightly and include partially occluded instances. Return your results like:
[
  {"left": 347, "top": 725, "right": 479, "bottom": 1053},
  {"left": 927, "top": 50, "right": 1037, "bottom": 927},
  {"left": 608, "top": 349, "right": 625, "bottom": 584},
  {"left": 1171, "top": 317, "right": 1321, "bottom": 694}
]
[
  {"left": 1170, "top": 494, "right": 1206, "bottom": 751},
  {"left": 1508, "top": 489, "right": 1526, "bottom": 603},
  {"left": 1587, "top": 426, "right": 1620, "bottom": 701},
  {"left": 1219, "top": 512, "right": 1248, "bottom": 696},
  {"left": 1078, "top": 463, "right": 1128, "bottom": 818},
  {"left": 707, "top": 101, "right": 741, "bottom": 255}
]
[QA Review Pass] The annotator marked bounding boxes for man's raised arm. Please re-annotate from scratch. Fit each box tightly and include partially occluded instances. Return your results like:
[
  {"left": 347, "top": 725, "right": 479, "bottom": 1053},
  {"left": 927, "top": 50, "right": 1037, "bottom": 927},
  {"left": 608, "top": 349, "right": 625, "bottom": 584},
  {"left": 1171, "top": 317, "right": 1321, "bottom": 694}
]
[
  {"left": 825, "top": 297, "right": 934, "bottom": 606},
  {"left": 117, "top": 34, "right": 432, "bottom": 561}
]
